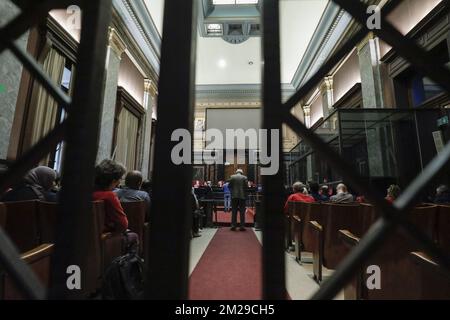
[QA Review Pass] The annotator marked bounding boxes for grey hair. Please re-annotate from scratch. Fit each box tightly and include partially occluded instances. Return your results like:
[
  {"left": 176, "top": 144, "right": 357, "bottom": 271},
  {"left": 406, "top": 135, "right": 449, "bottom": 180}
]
[
  {"left": 292, "top": 181, "right": 305, "bottom": 193},
  {"left": 236, "top": 169, "right": 244, "bottom": 174}
]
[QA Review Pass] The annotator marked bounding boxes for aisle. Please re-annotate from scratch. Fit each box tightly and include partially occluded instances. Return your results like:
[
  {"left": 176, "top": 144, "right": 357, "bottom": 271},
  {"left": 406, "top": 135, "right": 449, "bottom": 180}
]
[{"left": 189, "top": 228, "right": 262, "bottom": 300}]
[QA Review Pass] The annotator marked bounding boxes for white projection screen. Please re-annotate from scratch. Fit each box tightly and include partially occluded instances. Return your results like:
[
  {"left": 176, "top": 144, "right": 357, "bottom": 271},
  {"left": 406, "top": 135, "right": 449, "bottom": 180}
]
[{"left": 205, "top": 108, "right": 262, "bottom": 150}]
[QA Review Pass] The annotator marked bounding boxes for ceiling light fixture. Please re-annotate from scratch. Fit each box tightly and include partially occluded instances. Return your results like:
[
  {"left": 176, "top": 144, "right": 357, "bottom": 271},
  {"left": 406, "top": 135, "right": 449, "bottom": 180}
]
[{"left": 218, "top": 59, "right": 227, "bottom": 68}]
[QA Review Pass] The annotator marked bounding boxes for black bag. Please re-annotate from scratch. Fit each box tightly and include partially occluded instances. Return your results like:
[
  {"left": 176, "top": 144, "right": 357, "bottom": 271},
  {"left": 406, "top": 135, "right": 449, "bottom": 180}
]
[{"left": 102, "top": 252, "right": 145, "bottom": 300}]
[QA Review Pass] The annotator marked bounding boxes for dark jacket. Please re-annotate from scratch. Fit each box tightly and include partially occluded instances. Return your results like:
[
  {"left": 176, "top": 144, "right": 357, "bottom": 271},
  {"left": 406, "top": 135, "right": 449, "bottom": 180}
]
[{"left": 229, "top": 174, "right": 248, "bottom": 200}]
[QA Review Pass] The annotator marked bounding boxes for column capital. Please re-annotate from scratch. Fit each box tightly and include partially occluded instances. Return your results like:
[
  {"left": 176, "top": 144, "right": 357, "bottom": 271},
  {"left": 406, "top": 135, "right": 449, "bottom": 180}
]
[
  {"left": 320, "top": 76, "right": 333, "bottom": 93},
  {"left": 144, "top": 79, "right": 159, "bottom": 97},
  {"left": 108, "top": 27, "right": 127, "bottom": 58},
  {"left": 356, "top": 32, "right": 375, "bottom": 53},
  {"left": 302, "top": 105, "right": 311, "bottom": 117}
]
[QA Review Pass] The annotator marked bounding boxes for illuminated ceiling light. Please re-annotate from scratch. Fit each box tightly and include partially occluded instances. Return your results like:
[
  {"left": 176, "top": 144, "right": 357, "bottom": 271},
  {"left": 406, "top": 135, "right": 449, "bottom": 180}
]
[
  {"left": 218, "top": 59, "right": 227, "bottom": 68},
  {"left": 212, "top": 0, "right": 235, "bottom": 4},
  {"left": 213, "top": 0, "right": 259, "bottom": 4},
  {"left": 235, "top": 0, "right": 259, "bottom": 4}
]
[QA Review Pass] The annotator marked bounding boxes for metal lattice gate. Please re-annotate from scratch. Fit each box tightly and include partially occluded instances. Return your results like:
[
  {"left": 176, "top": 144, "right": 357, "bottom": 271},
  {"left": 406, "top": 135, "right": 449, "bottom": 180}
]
[{"left": 0, "top": 0, "right": 450, "bottom": 300}]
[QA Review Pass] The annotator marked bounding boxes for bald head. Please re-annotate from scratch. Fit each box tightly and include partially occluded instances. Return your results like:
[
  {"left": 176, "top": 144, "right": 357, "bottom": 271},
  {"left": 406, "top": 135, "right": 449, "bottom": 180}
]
[
  {"left": 336, "top": 183, "right": 348, "bottom": 193},
  {"left": 125, "top": 171, "right": 143, "bottom": 190}
]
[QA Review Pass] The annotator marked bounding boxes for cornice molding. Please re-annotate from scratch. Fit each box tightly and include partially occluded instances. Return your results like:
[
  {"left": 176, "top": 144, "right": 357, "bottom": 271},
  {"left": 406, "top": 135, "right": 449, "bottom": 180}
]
[{"left": 112, "top": 0, "right": 161, "bottom": 80}]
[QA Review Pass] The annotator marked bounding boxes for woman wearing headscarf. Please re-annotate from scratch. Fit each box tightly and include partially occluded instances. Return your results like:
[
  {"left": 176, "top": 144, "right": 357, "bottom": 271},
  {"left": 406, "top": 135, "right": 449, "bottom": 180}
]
[{"left": 1, "top": 166, "right": 57, "bottom": 202}]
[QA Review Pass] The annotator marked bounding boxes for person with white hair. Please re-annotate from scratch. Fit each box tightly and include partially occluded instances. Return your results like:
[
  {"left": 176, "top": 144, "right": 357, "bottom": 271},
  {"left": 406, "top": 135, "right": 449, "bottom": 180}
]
[
  {"left": 283, "top": 181, "right": 315, "bottom": 213},
  {"left": 330, "top": 183, "right": 354, "bottom": 203},
  {"left": 229, "top": 169, "right": 248, "bottom": 231}
]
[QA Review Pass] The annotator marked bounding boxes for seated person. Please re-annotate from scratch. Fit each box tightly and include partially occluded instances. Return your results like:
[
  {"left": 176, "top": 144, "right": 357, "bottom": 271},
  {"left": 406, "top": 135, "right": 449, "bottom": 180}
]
[
  {"left": 1, "top": 166, "right": 57, "bottom": 202},
  {"left": 141, "top": 179, "right": 152, "bottom": 198},
  {"left": 330, "top": 183, "right": 354, "bottom": 203},
  {"left": 92, "top": 160, "right": 128, "bottom": 233},
  {"left": 284, "top": 182, "right": 315, "bottom": 213},
  {"left": 115, "top": 171, "right": 151, "bottom": 206},
  {"left": 434, "top": 185, "right": 450, "bottom": 204},
  {"left": 309, "top": 182, "right": 328, "bottom": 202},
  {"left": 385, "top": 184, "right": 401, "bottom": 204}
]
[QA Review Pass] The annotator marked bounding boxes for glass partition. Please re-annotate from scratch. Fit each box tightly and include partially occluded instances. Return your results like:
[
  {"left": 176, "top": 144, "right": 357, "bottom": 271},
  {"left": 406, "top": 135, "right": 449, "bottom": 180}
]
[{"left": 288, "top": 108, "right": 450, "bottom": 192}]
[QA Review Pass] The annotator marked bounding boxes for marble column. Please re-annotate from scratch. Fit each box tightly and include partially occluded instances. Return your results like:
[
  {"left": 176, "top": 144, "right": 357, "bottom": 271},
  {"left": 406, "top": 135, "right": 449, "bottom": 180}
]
[
  {"left": 320, "top": 76, "right": 334, "bottom": 118},
  {"left": 141, "top": 79, "right": 157, "bottom": 179},
  {"left": 358, "top": 33, "right": 391, "bottom": 177},
  {"left": 96, "top": 28, "right": 126, "bottom": 163},
  {"left": 357, "top": 33, "right": 385, "bottom": 109},
  {"left": 0, "top": 2, "right": 29, "bottom": 161}
]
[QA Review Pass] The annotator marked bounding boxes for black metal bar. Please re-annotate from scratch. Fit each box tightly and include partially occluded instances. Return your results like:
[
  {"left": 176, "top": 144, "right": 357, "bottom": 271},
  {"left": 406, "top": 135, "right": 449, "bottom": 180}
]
[
  {"left": 283, "top": 0, "right": 403, "bottom": 113},
  {"left": 332, "top": 0, "right": 450, "bottom": 93},
  {"left": 50, "top": 0, "right": 111, "bottom": 299},
  {"left": 145, "top": 0, "right": 197, "bottom": 299},
  {"left": 261, "top": 0, "right": 286, "bottom": 299},
  {"left": 0, "top": 227, "right": 46, "bottom": 300},
  {"left": 0, "top": 0, "right": 77, "bottom": 54},
  {"left": 8, "top": 41, "right": 71, "bottom": 110},
  {"left": 0, "top": 122, "right": 66, "bottom": 194}
]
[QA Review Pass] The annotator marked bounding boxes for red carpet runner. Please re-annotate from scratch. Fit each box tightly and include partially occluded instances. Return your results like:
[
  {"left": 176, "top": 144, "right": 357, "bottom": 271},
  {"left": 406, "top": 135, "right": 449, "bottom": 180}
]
[
  {"left": 189, "top": 228, "right": 262, "bottom": 300},
  {"left": 215, "top": 208, "right": 255, "bottom": 224}
]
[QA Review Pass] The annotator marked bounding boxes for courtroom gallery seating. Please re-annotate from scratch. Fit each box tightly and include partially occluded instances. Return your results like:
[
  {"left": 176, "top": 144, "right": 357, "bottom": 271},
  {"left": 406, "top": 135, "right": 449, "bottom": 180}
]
[
  {"left": 0, "top": 199, "right": 129, "bottom": 299},
  {"left": 121, "top": 201, "right": 146, "bottom": 256},
  {"left": 339, "top": 203, "right": 441, "bottom": 299}
]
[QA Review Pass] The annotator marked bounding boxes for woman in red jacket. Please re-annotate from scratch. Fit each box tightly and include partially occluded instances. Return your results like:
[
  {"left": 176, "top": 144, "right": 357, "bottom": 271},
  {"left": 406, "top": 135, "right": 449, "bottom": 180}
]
[{"left": 92, "top": 159, "right": 128, "bottom": 233}]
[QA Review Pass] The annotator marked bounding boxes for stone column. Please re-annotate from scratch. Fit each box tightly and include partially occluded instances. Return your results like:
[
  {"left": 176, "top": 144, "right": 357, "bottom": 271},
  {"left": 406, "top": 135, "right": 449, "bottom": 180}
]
[
  {"left": 357, "top": 32, "right": 385, "bottom": 109},
  {"left": 96, "top": 28, "right": 126, "bottom": 163},
  {"left": 320, "top": 76, "right": 334, "bottom": 118},
  {"left": 141, "top": 79, "right": 157, "bottom": 179},
  {"left": 357, "top": 33, "right": 393, "bottom": 178},
  {"left": 0, "top": 2, "right": 29, "bottom": 161}
]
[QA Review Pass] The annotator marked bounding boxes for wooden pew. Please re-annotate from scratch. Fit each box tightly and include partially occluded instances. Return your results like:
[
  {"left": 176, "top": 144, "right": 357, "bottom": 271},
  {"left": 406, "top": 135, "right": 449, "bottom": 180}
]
[
  {"left": 2, "top": 243, "right": 54, "bottom": 300},
  {"left": 340, "top": 204, "right": 438, "bottom": 299},
  {"left": 3, "top": 201, "right": 39, "bottom": 252},
  {"left": 121, "top": 201, "right": 146, "bottom": 256},
  {"left": 289, "top": 201, "right": 308, "bottom": 253},
  {"left": 291, "top": 202, "right": 326, "bottom": 262},
  {"left": 339, "top": 203, "right": 379, "bottom": 299},
  {"left": 406, "top": 205, "right": 450, "bottom": 300},
  {"left": 0, "top": 203, "right": 6, "bottom": 228},
  {"left": 37, "top": 201, "right": 58, "bottom": 244},
  {"left": 310, "top": 203, "right": 361, "bottom": 283},
  {"left": 95, "top": 201, "right": 124, "bottom": 274}
]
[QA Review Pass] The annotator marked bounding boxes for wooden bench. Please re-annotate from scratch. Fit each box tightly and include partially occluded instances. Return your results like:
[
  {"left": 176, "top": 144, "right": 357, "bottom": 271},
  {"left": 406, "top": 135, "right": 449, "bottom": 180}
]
[
  {"left": 406, "top": 205, "right": 450, "bottom": 299},
  {"left": 339, "top": 204, "right": 438, "bottom": 299},
  {"left": 310, "top": 203, "right": 361, "bottom": 283},
  {"left": 0, "top": 203, "right": 6, "bottom": 228},
  {"left": 3, "top": 200, "right": 40, "bottom": 253},
  {"left": 1, "top": 243, "right": 54, "bottom": 300},
  {"left": 121, "top": 201, "right": 146, "bottom": 256}
]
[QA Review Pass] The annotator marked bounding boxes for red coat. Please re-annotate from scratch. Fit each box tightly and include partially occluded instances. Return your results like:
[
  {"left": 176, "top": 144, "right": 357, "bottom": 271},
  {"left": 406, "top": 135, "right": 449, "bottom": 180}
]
[
  {"left": 93, "top": 191, "right": 128, "bottom": 233},
  {"left": 284, "top": 193, "right": 315, "bottom": 213}
]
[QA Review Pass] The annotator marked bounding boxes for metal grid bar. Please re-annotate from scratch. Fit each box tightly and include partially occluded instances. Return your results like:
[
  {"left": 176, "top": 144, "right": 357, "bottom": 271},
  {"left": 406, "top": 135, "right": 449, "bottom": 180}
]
[
  {"left": 50, "top": 0, "right": 112, "bottom": 299},
  {"left": 0, "top": 0, "right": 111, "bottom": 299},
  {"left": 262, "top": 0, "right": 450, "bottom": 300},
  {"left": 145, "top": 0, "right": 198, "bottom": 299},
  {"left": 261, "top": 0, "right": 286, "bottom": 300}
]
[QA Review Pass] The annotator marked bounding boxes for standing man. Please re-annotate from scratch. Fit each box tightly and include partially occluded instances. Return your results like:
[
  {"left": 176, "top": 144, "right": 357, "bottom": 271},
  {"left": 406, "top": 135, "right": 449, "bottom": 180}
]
[{"left": 229, "top": 169, "right": 248, "bottom": 231}]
